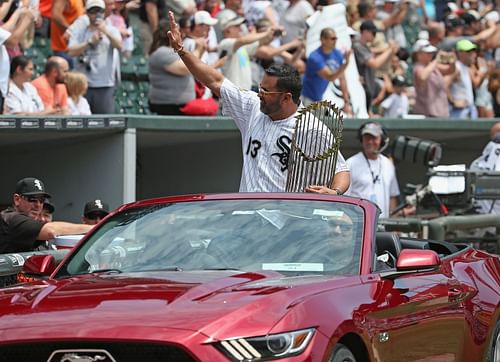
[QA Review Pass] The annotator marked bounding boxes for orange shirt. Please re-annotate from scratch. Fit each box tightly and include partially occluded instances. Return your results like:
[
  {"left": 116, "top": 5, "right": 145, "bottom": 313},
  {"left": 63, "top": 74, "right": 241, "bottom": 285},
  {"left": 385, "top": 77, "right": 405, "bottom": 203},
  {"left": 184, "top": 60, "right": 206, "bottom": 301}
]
[
  {"left": 50, "top": 0, "right": 84, "bottom": 52},
  {"left": 39, "top": 0, "right": 52, "bottom": 18},
  {"left": 32, "top": 75, "right": 68, "bottom": 110}
]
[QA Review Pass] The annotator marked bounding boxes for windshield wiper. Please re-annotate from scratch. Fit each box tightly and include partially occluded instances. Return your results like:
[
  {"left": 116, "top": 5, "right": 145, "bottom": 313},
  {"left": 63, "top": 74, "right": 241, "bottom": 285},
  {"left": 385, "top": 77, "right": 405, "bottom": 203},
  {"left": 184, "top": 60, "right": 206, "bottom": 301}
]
[
  {"left": 157, "top": 266, "right": 183, "bottom": 271},
  {"left": 90, "top": 268, "right": 123, "bottom": 274},
  {"left": 134, "top": 266, "right": 184, "bottom": 272},
  {"left": 203, "top": 267, "right": 241, "bottom": 271}
]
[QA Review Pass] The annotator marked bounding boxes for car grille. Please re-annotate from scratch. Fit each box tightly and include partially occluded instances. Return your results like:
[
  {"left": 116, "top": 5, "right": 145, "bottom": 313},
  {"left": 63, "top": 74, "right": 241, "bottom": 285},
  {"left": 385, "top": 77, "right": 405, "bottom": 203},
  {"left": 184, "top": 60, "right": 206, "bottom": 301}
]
[{"left": 0, "top": 341, "right": 197, "bottom": 362}]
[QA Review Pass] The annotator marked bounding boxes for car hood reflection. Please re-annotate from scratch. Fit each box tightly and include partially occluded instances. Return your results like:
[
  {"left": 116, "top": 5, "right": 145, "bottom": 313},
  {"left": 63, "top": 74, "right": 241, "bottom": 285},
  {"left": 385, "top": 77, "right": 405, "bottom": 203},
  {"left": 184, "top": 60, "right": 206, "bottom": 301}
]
[{"left": 0, "top": 270, "right": 352, "bottom": 341}]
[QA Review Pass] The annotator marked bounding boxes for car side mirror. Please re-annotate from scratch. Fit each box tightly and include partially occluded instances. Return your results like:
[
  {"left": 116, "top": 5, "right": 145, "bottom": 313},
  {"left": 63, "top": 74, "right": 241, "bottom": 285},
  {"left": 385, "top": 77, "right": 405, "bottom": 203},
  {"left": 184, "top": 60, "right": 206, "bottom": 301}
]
[
  {"left": 23, "top": 255, "right": 56, "bottom": 276},
  {"left": 396, "top": 249, "right": 441, "bottom": 271}
]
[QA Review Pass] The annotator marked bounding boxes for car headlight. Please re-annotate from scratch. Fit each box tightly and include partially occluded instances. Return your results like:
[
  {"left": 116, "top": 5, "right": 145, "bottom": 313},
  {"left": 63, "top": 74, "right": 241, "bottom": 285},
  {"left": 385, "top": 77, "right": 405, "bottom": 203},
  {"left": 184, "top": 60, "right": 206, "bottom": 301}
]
[{"left": 215, "top": 328, "right": 315, "bottom": 361}]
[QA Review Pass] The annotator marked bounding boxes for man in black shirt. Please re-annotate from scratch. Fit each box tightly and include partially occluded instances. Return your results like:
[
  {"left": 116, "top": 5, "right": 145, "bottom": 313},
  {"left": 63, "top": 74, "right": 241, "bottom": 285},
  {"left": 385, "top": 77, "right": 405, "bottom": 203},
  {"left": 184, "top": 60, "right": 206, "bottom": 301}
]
[{"left": 0, "top": 177, "right": 93, "bottom": 254}]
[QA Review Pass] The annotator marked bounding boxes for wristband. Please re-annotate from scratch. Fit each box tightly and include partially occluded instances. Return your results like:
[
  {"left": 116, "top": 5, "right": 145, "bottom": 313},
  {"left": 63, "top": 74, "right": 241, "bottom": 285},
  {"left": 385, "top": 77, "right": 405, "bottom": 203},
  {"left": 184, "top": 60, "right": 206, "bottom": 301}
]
[
  {"left": 175, "top": 45, "right": 186, "bottom": 57},
  {"left": 332, "top": 188, "right": 342, "bottom": 195}
]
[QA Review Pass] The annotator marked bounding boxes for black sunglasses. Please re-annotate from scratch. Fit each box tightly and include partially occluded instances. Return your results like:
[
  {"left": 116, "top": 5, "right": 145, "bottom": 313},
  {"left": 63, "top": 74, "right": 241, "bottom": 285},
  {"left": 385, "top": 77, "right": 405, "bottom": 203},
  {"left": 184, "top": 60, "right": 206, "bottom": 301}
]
[{"left": 22, "top": 195, "right": 44, "bottom": 204}]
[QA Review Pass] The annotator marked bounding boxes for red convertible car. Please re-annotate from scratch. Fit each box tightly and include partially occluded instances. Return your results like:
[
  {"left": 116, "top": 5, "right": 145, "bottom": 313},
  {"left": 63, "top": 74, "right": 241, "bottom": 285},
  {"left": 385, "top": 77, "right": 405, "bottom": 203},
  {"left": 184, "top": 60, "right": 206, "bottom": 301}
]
[{"left": 0, "top": 193, "right": 498, "bottom": 362}]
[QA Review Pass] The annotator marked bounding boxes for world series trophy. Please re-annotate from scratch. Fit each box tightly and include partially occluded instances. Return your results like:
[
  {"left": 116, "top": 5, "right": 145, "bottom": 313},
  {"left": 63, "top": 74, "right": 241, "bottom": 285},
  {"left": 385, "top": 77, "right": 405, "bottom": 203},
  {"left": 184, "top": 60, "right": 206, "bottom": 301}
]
[{"left": 286, "top": 100, "right": 344, "bottom": 192}]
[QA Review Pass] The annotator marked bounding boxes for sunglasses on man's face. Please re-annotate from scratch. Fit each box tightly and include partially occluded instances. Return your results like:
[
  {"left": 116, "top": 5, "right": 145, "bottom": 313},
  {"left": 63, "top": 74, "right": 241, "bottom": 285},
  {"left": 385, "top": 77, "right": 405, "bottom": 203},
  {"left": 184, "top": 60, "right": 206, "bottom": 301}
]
[
  {"left": 21, "top": 195, "right": 45, "bottom": 204},
  {"left": 327, "top": 221, "right": 353, "bottom": 232}
]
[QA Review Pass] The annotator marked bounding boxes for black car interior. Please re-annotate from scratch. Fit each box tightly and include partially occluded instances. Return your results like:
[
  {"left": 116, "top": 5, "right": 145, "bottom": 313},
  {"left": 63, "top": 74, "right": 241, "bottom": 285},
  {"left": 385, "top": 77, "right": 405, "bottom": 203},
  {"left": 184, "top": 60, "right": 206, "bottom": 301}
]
[{"left": 375, "top": 231, "right": 466, "bottom": 270}]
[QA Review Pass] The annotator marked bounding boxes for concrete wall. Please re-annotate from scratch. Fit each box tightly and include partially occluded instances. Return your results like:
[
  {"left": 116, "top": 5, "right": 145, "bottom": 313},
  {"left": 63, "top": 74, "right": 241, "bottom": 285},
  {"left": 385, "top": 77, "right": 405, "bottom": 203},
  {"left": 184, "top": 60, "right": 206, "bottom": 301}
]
[
  {"left": 137, "top": 131, "right": 242, "bottom": 198},
  {"left": 0, "top": 132, "right": 129, "bottom": 222},
  {"left": 135, "top": 125, "right": 493, "bottom": 201}
]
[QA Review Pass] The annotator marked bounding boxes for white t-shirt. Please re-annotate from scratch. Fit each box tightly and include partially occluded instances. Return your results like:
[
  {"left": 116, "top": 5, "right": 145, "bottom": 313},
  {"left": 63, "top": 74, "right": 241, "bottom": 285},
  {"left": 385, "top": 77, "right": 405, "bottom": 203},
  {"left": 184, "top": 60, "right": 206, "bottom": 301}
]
[
  {"left": 218, "top": 38, "right": 259, "bottom": 91},
  {"left": 470, "top": 140, "right": 500, "bottom": 215},
  {"left": 345, "top": 152, "right": 400, "bottom": 218},
  {"left": 67, "top": 15, "right": 121, "bottom": 87},
  {"left": 220, "top": 78, "right": 349, "bottom": 192},
  {"left": 67, "top": 96, "right": 92, "bottom": 115},
  {"left": 184, "top": 37, "right": 213, "bottom": 99},
  {"left": 449, "top": 61, "right": 474, "bottom": 106},
  {"left": 380, "top": 93, "right": 408, "bottom": 118},
  {"left": 4, "top": 81, "right": 44, "bottom": 114},
  {"left": 0, "top": 27, "right": 11, "bottom": 96}
]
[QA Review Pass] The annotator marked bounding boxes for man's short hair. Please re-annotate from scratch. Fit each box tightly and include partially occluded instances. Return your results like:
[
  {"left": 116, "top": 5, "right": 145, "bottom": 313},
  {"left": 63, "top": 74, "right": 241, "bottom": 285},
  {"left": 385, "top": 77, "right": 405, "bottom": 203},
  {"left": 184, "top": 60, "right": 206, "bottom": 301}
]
[
  {"left": 44, "top": 60, "right": 60, "bottom": 75},
  {"left": 428, "top": 24, "right": 444, "bottom": 38},
  {"left": 264, "top": 64, "right": 302, "bottom": 105},
  {"left": 255, "top": 18, "right": 271, "bottom": 31},
  {"left": 358, "top": 2, "right": 374, "bottom": 18},
  {"left": 320, "top": 27, "right": 335, "bottom": 39}
]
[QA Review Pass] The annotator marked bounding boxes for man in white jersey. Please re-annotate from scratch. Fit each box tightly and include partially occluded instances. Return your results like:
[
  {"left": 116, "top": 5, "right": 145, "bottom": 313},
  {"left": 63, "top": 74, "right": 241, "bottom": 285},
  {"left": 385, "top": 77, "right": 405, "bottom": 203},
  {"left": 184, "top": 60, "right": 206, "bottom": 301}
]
[
  {"left": 167, "top": 11, "right": 350, "bottom": 194},
  {"left": 345, "top": 122, "right": 413, "bottom": 217}
]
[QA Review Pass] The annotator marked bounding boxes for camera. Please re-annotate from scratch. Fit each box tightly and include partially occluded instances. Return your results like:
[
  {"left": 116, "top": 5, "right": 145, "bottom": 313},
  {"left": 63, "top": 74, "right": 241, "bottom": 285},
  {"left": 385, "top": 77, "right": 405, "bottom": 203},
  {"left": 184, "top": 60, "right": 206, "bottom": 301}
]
[
  {"left": 79, "top": 54, "right": 91, "bottom": 71},
  {"left": 273, "top": 29, "right": 283, "bottom": 37},
  {"left": 438, "top": 52, "right": 455, "bottom": 64}
]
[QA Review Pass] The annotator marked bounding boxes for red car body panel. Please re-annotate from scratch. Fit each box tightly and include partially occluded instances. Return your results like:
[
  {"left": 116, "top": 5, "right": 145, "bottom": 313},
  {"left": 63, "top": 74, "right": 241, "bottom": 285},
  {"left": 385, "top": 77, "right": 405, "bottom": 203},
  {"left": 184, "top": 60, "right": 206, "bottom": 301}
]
[{"left": 0, "top": 194, "right": 498, "bottom": 362}]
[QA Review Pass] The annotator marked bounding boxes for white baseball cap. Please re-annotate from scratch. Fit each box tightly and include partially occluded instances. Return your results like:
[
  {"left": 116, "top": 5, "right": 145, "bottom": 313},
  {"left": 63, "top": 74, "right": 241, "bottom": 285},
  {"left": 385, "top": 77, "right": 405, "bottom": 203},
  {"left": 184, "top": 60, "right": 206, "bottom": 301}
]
[
  {"left": 86, "top": 0, "right": 105, "bottom": 10},
  {"left": 194, "top": 10, "right": 218, "bottom": 26},
  {"left": 220, "top": 13, "right": 246, "bottom": 30},
  {"left": 412, "top": 39, "right": 437, "bottom": 53}
]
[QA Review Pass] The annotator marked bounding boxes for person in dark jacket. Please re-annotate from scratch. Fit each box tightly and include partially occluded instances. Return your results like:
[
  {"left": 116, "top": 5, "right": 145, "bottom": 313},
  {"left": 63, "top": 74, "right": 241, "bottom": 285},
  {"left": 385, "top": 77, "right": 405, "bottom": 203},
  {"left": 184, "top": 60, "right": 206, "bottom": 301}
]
[{"left": 0, "top": 177, "right": 92, "bottom": 253}]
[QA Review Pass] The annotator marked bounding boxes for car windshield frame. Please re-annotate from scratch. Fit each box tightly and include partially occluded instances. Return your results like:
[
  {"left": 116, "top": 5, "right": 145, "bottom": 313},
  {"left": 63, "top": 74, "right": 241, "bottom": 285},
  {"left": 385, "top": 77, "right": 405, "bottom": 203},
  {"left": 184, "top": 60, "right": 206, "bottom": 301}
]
[{"left": 56, "top": 199, "right": 365, "bottom": 278}]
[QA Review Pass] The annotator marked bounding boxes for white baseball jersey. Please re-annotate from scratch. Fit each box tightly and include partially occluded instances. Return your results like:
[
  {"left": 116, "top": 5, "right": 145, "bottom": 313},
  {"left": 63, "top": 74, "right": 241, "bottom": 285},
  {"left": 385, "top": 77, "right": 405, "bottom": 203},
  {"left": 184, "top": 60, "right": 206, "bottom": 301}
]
[{"left": 220, "top": 78, "right": 349, "bottom": 192}]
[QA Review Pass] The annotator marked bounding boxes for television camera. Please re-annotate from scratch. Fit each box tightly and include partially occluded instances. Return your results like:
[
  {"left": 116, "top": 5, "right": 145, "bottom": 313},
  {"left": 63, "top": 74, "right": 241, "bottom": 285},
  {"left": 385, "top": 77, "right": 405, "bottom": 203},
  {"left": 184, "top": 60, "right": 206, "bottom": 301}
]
[
  {"left": 381, "top": 135, "right": 500, "bottom": 253},
  {"left": 390, "top": 135, "right": 500, "bottom": 217}
]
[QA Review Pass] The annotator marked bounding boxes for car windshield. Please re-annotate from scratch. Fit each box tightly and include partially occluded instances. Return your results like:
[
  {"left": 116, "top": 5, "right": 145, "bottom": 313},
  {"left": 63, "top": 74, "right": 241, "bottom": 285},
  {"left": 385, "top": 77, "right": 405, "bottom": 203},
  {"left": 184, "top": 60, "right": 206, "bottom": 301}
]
[{"left": 58, "top": 199, "right": 364, "bottom": 277}]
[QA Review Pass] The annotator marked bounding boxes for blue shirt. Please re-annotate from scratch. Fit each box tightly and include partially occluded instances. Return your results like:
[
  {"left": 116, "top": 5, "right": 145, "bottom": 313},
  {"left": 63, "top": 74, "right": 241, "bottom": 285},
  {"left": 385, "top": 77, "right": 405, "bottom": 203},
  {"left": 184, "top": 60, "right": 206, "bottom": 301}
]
[{"left": 302, "top": 47, "right": 344, "bottom": 101}]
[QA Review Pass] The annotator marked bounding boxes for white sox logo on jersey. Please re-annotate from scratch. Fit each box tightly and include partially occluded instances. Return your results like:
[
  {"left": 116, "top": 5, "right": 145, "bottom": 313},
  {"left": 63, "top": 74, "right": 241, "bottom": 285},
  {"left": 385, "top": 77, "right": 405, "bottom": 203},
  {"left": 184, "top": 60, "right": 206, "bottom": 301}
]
[
  {"left": 246, "top": 135, "right": 291, "bottom": 173},
  {"left": 271, "top": 135, "right": 291, "bottom": 172}
]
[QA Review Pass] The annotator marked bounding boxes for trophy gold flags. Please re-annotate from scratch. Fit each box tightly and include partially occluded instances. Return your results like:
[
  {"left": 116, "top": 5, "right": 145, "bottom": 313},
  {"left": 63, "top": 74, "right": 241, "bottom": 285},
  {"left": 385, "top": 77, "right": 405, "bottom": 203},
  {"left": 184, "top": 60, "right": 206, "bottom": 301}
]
[{"left": 286, "top": 100, "right": 344, "bottom": 192}]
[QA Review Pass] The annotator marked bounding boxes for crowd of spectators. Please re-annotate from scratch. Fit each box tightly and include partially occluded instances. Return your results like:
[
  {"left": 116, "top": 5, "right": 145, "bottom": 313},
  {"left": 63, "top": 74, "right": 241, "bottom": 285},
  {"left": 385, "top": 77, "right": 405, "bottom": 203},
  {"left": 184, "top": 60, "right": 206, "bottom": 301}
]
[{"left": 0, "top": 0, "right": 498, "bottom": 117}]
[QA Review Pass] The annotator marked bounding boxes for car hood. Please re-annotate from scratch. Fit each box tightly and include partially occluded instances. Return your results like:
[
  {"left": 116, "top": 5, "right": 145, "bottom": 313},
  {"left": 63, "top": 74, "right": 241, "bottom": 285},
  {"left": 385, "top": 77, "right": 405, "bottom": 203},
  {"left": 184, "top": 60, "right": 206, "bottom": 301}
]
[{"left": 0, "top": 271, "right": 355, "bottom": 341}]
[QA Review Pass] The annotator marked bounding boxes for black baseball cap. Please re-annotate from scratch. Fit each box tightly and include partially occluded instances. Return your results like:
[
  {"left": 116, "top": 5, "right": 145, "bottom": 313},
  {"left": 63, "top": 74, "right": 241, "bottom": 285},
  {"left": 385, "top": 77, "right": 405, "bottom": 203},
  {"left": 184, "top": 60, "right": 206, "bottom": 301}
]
[
  {"left": 15, "top": 177, "right": 51, "bottom": 198},
  {"left": 360, "top": 20, "right": 379, "bottom": 33},
  {"left": 43, "top": 199, "right": 55, "bottom": 213},
  {"left": 445, "top": 16, "right": 465, "bottom": 29},
  {"left": 84, "top": 199, "right": 109, "bottom": 216},
  {"left": 391, "top": 75, "right": 406, "bottom": 87}
]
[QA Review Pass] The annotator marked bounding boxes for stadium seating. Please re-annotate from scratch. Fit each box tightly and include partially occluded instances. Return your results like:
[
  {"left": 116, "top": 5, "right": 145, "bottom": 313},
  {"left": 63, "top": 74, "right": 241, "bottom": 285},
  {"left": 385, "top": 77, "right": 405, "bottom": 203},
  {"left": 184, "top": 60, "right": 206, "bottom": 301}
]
[
  {"left": 25, "top": 22, "right": 151, "bottom": 115},
  {"left": 116, "top": 51, "right": 150, "bottom": 115}
]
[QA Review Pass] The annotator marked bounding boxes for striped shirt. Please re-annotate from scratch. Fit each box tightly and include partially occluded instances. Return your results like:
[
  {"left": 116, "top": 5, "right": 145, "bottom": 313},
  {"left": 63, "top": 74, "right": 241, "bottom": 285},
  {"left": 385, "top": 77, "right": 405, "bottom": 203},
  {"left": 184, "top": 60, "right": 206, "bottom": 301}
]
[{"left": 220, "top": 78, "right": 349, "bottom": 192}]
